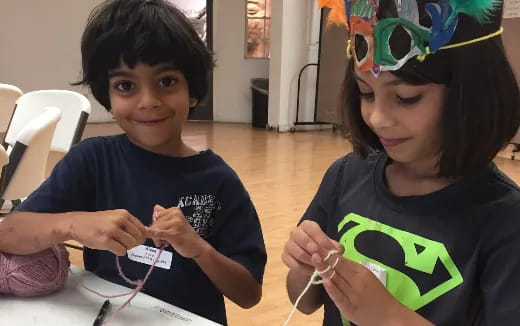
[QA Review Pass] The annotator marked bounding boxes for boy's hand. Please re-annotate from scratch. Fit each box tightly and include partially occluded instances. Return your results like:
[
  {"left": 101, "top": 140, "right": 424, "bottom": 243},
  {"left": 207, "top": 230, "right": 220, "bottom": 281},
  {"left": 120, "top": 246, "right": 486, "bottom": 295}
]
[
  {"left": 282, "top": 220, "right": 343, "bottom": 276},
  {"left": 147, "top": 205, "right": 209, "bottom": 259},
  {"left": 68, "top": 209, "right": 147, "bottom": 256}
]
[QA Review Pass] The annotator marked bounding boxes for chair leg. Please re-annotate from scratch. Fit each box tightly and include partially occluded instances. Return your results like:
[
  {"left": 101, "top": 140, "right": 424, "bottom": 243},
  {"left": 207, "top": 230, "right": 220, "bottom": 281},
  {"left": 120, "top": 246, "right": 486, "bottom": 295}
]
[
  {"left": 63, "top": 242, "right": 84, "bottom": 251},
  {"left": 0, "top": 199, "right": 5, "bottom": 217},
  {"left": 10, "top": 199, "right": 21, "bottom": 211}
]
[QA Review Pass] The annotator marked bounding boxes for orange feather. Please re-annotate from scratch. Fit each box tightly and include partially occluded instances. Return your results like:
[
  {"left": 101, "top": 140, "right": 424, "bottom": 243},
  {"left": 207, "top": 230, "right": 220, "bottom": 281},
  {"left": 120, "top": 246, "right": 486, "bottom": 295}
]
[{"left": 318, "top": 0, "right": 348, "bottom": 27}]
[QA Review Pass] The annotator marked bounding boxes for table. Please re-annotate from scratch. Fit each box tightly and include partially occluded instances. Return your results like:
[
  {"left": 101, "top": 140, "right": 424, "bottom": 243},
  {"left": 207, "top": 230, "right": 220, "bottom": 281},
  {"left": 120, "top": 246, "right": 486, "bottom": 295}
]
[{"left": 0, "top": 266, "right": 222, "bottom": 325}]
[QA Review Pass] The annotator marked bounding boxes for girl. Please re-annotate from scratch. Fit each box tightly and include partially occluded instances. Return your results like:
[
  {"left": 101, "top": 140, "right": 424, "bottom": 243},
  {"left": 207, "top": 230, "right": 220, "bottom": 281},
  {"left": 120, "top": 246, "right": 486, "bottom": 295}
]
[{"left": 282, "top": 0, "right": 520, "bottom": 325}]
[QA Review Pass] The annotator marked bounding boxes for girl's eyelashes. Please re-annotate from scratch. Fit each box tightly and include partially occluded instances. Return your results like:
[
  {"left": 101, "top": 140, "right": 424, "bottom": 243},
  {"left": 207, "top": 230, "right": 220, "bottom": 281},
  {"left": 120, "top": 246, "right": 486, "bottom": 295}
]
[
  {"left": 397, "top": 94, "right": 422, "bottom": 105},
  {"left": 359, "top": 91, "right": 375, "bottom": 101},
  {"left": 358, "top": 90, "right": 423, "bottom": 106}
]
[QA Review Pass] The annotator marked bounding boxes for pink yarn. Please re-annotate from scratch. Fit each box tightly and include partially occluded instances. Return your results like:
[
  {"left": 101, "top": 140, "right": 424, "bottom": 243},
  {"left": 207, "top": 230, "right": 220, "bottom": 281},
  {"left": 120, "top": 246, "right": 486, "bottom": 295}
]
[
  {"left": 82, "top": 245, "right": 166, "bottom": 326},
  {"left": 0, "top": 245, "right": 70, "bottom": 297}
]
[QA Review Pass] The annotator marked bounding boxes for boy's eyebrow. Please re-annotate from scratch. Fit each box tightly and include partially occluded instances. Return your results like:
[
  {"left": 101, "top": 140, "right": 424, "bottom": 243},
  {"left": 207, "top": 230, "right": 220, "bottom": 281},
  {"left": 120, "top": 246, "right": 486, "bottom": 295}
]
[
  {"left": 153, "top": 64, "right": 178, "bottom": 73},
  {"left": 107, "top": 64, "right": 178, "bottom": 78},
  {"left": 108, "top": 70, "right": 134, "bottom": 78}
]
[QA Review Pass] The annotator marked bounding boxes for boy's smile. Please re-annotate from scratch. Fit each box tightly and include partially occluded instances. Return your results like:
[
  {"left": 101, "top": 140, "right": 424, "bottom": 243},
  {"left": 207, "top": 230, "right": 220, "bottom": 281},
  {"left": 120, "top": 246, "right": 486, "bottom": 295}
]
[{"left": 108, "top": 61, "right": 197, "bottom": 157}]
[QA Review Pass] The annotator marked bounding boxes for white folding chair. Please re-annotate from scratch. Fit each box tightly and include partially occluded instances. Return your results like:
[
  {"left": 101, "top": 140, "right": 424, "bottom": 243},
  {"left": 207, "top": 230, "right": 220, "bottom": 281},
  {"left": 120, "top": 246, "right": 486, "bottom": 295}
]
[
  {"left": 3, "top": 90, "right": 91, "bottom": 154},
  {"left": 0, "top": 146, "right": 7, "bottom": 169},
  {"left": 0, "top": 107, "right": 62, "bottom": 211},
  {"left": 0, "top": 84, "right": 23, "bottom": 134}
]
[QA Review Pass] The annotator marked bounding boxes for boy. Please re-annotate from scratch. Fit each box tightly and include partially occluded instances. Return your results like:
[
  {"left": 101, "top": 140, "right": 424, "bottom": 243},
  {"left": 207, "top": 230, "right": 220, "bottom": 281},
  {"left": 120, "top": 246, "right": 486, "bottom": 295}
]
[{"left": 0, "top": 1, "right": 266, "bottom": 324}]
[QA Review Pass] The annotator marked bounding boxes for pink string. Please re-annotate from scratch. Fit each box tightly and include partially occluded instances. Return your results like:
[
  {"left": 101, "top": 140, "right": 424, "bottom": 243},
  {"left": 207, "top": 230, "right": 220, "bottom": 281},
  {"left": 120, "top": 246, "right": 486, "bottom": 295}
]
[{"left": 82, "top": 245, "right": 166, "bottom": 325}]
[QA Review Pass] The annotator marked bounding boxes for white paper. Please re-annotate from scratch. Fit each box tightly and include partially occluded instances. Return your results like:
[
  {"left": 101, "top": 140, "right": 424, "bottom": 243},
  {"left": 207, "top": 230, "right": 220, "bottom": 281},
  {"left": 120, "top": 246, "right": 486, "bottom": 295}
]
[
  {"left": 0, "top": 266, "right": 222, "bottom": 325},
  {"left": 504, "top": 0, "right": 520, "bottom": 19}
]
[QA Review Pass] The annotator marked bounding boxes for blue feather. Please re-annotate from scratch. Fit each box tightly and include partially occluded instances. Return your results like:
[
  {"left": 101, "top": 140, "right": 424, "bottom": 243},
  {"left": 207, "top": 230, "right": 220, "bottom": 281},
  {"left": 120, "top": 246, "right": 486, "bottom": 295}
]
[{"left": 426, "top": 1, "right": 458, "bottom": 52}]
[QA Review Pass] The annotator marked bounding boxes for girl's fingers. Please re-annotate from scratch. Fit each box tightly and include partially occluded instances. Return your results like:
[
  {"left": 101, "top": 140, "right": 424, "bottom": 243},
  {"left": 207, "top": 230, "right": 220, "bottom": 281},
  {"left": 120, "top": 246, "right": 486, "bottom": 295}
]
[
  {"left": 323, "top": 278, "right": 352, "bottom": 314},
  {"left": 285, "top": 239, "right": 313, "bottom": 266},
  {"left": 290, "top": 228, "right": 320, "bottom": 258},
  {"left": 311, "top": 252, "right": 332, "bottom": 276},
  {"left": 330, "top": 240, "right": 344, "bottom": 254},
  {"left": 282, "top": 251, "right": 316, "bottom": 275},
  {"left": 300, "top": 222, "right": 338, "bottom": 258},
  {"left": 328, "top": 258, "right": 354, "bottom": 295}
]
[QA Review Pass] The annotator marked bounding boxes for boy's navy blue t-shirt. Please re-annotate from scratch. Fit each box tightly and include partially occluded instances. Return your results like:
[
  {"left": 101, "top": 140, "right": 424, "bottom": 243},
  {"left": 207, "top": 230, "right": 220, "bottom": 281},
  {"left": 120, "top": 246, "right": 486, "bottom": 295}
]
[{"left": 17, "top": 134, "right": 267, "bottom": 325}]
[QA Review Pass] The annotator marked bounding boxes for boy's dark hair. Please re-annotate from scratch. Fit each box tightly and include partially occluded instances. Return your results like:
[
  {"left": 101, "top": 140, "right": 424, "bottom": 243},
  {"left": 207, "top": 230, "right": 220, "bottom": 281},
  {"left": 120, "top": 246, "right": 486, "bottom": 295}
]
[
  {"left": 73, "top": 0, "right": 214, "bottom": 111},
  {"left": 342, "top": 1, "right": 520, "bottom": 178}
]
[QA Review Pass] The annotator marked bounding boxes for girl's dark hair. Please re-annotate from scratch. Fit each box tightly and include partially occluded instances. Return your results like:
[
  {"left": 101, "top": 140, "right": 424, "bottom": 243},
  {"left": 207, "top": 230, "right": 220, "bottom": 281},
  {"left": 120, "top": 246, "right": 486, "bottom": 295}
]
[
  {"left": 343, "top": 1, "right": 520, "bottom": 178},
  {"left": 73, "top": 0, "right": 214, "bottom": 111}
]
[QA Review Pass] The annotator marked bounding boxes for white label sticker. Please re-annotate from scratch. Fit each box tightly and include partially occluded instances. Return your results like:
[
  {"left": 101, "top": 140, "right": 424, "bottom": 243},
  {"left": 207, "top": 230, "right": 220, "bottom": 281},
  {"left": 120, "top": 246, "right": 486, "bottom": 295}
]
[
  {"left": 362, "top": 261, "right": 387, "bottom": 287},
  {"left": 127, "top": 245, "right": 173, "bottom": 270}
]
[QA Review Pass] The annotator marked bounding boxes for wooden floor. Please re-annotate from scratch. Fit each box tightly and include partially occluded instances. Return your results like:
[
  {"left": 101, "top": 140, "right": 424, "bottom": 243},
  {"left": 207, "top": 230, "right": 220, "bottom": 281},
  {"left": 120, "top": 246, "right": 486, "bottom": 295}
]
[{"left": 64, "top": 122, "right": 519, "bottom": 326}]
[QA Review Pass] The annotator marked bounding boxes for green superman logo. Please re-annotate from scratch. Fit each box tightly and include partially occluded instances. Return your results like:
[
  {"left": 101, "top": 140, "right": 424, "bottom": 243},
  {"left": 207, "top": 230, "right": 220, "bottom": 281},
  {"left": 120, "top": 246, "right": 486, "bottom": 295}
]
[{"left": 337, "top": 213, "right": 463, "bottom": 311}]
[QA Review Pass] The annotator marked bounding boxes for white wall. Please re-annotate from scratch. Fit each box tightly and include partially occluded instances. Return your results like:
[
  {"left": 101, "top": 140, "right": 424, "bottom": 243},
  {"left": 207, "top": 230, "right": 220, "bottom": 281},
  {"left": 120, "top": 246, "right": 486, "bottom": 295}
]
[
  {"left": 268, "top": 0, "right": 319, "bottom": 131},
  {"left": 0, "top": 0, "right": 112, "bottom": 122},
  {"left": 212, "top": 0, "right": 270, "bottom": 123},
  {"left": 302, "top": 0, "right": 322, "bottom": 123},
  {"left": 0, "top": 0, "right": 316, "bottom": 126}
]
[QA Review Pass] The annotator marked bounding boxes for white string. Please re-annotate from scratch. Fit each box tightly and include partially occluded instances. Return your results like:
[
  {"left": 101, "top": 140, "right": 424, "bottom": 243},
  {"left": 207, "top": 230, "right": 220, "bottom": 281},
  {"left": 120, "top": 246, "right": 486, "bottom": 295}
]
[{"left": 282, "top": 250, "right": 339, "bottom": 326}]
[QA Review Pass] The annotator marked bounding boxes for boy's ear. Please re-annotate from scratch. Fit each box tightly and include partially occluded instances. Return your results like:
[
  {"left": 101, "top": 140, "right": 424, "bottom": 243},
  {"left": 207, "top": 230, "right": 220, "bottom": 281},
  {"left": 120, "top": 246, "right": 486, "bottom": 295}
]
[{"left": 189, "top": 98, "right": 198, "bottom": 108}]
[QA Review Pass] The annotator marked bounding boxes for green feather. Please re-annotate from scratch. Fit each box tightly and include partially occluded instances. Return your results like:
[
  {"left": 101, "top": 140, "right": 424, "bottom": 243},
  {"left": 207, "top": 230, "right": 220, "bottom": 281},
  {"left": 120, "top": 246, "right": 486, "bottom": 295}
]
[{"left": 446, "top": 0, "right": 500, "bottom": 26}]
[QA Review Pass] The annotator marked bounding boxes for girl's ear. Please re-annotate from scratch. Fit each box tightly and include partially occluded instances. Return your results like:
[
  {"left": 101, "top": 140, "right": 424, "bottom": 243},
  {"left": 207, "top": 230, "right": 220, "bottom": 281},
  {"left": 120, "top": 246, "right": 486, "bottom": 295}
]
[{"left": 189, "top": 98, "right": 198, "bottom": 108}]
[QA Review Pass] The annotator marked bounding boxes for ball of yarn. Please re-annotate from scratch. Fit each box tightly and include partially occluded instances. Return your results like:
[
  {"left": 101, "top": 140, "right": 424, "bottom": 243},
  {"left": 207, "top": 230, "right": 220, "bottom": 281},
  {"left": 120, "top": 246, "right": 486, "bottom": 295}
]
[{"left": 0, "top": 245, "right": 70, "bottom": 297}]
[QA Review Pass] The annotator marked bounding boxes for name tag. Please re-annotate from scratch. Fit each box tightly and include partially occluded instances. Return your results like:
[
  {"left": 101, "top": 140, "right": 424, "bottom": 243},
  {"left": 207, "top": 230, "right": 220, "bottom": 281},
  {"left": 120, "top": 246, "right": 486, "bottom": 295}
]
[
  {"left": 127, "top": 245, "right": 173, "bottom": 270},
  {"left": 361, "top": 261, "right": 387, "bottom": 287}
]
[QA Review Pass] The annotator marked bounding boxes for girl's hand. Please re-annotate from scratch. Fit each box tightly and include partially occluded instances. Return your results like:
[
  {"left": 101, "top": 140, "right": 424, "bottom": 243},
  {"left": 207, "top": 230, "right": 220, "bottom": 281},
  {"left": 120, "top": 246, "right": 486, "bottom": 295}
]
[
  {"left": 313, "top": 252, "right": 428, "bottom": 326},
  {"left": 147, "top": 205, "right": 209, "bottom": 259},
  {"left": 282, "top": 220, "right": 343, "bottom": 276}
]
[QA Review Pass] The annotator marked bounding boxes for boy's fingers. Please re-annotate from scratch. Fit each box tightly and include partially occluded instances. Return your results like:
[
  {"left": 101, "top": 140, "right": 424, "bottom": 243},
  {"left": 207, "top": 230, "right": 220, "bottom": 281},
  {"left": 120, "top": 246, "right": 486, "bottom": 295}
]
[
  {"left": 144, "top": 227, "right": 158, "bottom": 239},
  {"left": 154, "top": 204, "right": 166, "bottom": 211},
  {"left": 147, "top": 228, "right": 167, "bottom": 240},
  {"left": 106, "top": 239, "right": 128, "bottom": 256},
  {"left": 155, "top": 209, "right": 172, "bottom": 218},
  {"left": 126, "top": 214, "right": 148, "bottom": 239},
  {"left": 152, "top": 205, "right": 168, "bottom": 221},
  {"left": 122, "top": 220, "right": 146, "bottom": 243}
]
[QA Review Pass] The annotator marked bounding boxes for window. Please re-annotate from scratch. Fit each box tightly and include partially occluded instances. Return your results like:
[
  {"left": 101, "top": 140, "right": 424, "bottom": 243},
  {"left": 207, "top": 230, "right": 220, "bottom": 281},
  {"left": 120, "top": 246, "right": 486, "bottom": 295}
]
[
  {"left": 246, "top": 0, "right": 271, "bottom": 58},
  {"left": 168, "top": 0, "right": 207, "bottom": 44}
]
